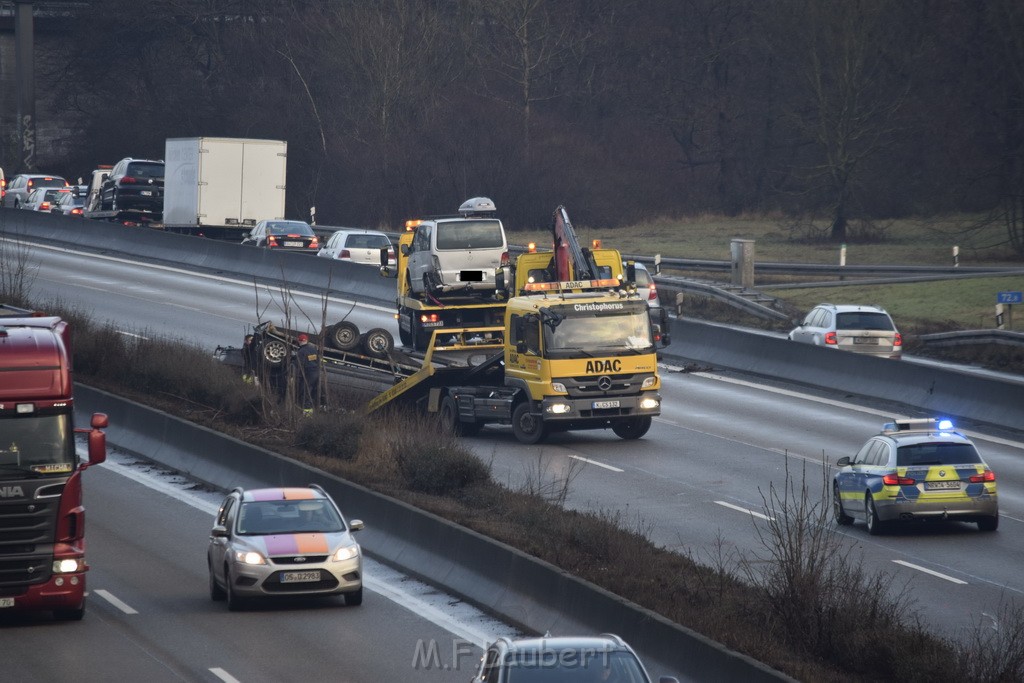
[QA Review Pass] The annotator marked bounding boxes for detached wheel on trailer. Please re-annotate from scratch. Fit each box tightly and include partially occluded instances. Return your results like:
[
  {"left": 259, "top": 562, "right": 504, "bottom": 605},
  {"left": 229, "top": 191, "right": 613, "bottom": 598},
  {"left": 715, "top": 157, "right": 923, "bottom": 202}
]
[
  {"left": 512, "top": 402, "right": 548, "bottom": 444},
  {"left": 327, "top": 321, "right": 361, "bottom": 351},
  {"left": 611, "top": 416, "right": 652, "bottom": 440},
  {"left": 361, "top": 327, "right": 394, "bottom": 357}
]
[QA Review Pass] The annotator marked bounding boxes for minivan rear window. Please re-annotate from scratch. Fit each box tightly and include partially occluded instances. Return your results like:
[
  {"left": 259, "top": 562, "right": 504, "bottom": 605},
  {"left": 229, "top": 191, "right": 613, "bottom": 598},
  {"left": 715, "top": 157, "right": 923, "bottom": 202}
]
[
  {"left": 435, "top": 220, "right": 504, "bottom": 250},
  {"left": 30, "top": 177, "right": 67, "bottom": 189},
  {"left": 836, "top": 312, "right": 894, "bottom": 331}
]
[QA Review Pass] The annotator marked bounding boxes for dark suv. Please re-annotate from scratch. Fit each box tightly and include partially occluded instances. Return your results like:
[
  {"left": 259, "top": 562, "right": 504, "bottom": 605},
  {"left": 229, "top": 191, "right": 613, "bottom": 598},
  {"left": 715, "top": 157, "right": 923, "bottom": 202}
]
[{"left": 100, "top": 158, "right": 164, "bottom": 212}]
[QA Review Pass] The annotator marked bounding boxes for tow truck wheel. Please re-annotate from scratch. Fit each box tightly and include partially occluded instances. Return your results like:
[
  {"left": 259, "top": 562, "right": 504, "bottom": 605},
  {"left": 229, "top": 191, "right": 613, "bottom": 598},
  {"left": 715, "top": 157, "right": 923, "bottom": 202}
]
[
  {"left": 512, "top": 402, "right": 548, "bottom": 444},
  {"left": 611, "top": 416, "right": 652, "bottom": 439},
  {"left": 54, "top": 601, "right": 85, "bottom": 621},
  {"left": 328, "top": 321, "right": 361, "bottom": 351},
  {"left": 261, "top": 339, "right": 288, "bottom": 366},
  {"left": 361, "top": 328, "right": 394, "bottom": 357},
  {"left": 439, "top": 395, "right": 460, "bottom": 433}
]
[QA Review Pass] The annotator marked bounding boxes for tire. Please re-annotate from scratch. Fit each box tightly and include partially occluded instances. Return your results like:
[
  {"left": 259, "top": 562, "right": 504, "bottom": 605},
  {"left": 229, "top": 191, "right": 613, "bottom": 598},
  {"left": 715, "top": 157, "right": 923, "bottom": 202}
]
[
  {"left": 261, "top": 339, "right": 288, "bottom": 366},
  {"left": 512, "top": 402, "right": 548, "bottom": 445},
  {"left": 611, "top": 416, "right": 652, "bottom": 439},
  {"left": 54, "top": 602, "right": 85, "bottom": 621},
  {"left": 409, "top": 312, "right": 425, "bottom": 352},
  {"left": 225, "top": 566, "right": 245, "bottom": 611},
  {"left": 328, "top": 321, "right": 361, "bottom": 351},
  {"left": 344, "top": 585, "right": 363, "bottom": 607},
  {"left": 978, "top": 515, "right": 999, "bottom": 532},
  {"left": 398, "top": 314, "right": 412, "bottom": 346},
  {"left": 439, "top": 395, "right": 460, "bottom": 433},
  {"left": 209, "top": 560, "right": 226, "bottom": 601},
  {"left": 361, "top": 327, "right": 394, "bottom": 357},
  {"left": 865, "top": 494, "right": 886, "bottom": 535},
  {"left": 833, "top": 484, "right": 853, "bottom": 526},
  {"left": 110, "top": 190, "right": 118, "bottom": 212}
]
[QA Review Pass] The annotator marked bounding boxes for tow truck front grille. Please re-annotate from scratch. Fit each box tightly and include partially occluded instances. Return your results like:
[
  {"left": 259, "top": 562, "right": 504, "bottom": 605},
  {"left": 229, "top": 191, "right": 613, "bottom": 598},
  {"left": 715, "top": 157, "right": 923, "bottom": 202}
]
[{"left": 562, "top": 373, "right": 645, "bottom": 397}]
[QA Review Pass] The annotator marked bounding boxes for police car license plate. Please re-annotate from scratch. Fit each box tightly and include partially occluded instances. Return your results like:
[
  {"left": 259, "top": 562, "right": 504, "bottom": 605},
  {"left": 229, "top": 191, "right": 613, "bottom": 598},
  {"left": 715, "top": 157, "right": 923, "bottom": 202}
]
[
  {"left": 283, "top": 241, "right": 304, "bottom": 248},
  {"left": 0, "top": 597, "right": 14, "bottom": 608},
  {"left": 592, "top": 400, "right": 620, "bottom": 409},
  {"left": 925, "top": 481, "right": 960, "bottom": 490},
  {"left": 281, "top": 571, "right": 321, "bottom": 583}
]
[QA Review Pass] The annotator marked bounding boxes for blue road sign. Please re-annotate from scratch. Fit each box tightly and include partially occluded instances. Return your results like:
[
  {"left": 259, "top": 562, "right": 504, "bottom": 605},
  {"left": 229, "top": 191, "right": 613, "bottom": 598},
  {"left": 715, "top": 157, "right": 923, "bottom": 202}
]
[{"left": 998, "top": 291, "right": 1022, "bottom": 304}]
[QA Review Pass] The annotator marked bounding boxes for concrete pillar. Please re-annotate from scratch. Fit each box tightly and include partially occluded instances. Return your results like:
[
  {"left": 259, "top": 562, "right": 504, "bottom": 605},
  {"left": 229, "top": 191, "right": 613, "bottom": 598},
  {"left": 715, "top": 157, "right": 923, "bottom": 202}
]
[
  {"left": 15, "top": 0, "right": 35, "bottom": 171},
  {"left": 730, "top": 238, "right": 754, "bottom": 288}
]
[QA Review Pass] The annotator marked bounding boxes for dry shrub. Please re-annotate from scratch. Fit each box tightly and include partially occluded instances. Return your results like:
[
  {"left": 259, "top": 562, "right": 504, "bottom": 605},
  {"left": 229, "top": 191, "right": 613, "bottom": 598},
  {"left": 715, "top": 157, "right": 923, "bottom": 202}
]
[
  {"left": 295, "top": 410, "right": 363, "bottom": 460},
  {"left": 957, "top": 603, "right": 1024, "bottom": 682}
]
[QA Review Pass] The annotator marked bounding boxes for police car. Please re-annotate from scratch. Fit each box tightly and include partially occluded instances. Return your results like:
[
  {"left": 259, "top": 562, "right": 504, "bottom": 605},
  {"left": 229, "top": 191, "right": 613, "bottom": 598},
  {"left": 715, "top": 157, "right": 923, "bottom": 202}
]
[{"left": 833, "top": 418, "right": 999, "bottom": 534}]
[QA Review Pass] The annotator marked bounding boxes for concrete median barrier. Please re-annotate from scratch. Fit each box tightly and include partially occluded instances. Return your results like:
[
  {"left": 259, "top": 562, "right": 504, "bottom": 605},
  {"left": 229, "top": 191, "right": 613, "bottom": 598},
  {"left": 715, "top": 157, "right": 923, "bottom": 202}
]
[{"left": 74, "top": 383, "right": 792, "bottom": 682}]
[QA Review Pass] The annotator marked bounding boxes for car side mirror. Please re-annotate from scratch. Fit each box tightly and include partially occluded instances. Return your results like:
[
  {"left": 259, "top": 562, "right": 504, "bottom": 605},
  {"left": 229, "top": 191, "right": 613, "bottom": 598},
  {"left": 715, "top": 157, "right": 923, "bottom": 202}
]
[
  {"left": 211, "top": 525, "right": 229, "bottom": 538},
  {"left": 349, "top": 519, "right": 364, "bottom": 532},
  {"left": 837, "top": 456, "right": 851, "bottom": 467}
]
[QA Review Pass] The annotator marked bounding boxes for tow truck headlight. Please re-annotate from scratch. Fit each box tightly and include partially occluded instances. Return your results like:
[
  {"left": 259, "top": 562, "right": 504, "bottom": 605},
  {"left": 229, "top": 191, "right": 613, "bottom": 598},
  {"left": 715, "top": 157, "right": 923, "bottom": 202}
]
[
  {"left": 551, "top": 382, "right": 567, "bottom": 393},
  {"left": 52, "top": 558, "right": 83, "bottom": 573},
  {"left": 547, "top": 402, "right": 572, "bottom": 415},
  {"left": 332, "top": 544, "right": 360, "bottom": 562},
  {"left": 639, "top": 397, "right": 660, "bottom": 410},
  {"left": 234, "top": 550, "right": 267, "bottom": 565},
  {"left": 641, "top": 377, "right": 657, "bottom": 389}
]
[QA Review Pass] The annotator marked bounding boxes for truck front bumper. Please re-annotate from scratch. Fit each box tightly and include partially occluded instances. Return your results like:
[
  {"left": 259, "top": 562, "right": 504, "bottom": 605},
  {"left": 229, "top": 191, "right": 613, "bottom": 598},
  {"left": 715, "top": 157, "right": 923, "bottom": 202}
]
[
  {"left": 540, "top": 393, "right": 661, "bottom": 422},
  {"left": 2, "top": 572, "right": 87, "bottom": 613}
]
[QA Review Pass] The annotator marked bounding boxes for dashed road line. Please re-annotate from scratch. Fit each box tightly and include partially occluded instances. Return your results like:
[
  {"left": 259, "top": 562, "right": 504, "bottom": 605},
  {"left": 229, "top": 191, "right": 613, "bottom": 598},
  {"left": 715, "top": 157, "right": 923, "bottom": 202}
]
[
  {"left": 94, "top": 589, "right": 138, "bottom": 614},
  {"left": 893, "top": 560, "right": 967, "bottom": 585},
  {"left": 568, "top": 455, "right": 623, "bottom": 472},
  {"left": 210, "top": 668, "right": 241, "bottom": 683},
  {"left": 714, "top": 500, "right": 774, "bottom": 521}
]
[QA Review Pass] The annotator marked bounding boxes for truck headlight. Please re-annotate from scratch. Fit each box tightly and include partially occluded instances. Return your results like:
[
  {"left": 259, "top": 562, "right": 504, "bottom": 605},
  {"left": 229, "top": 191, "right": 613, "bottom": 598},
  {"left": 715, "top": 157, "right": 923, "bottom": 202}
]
[
  {"left": 639, "top": 397, "right": 660, "bottom": 410},
  {"left": 551, "top": 382, "right": 567, "bottom": 393},
  {"left": 234, "top": 550, "right": 267, "bottom": 565},
  {"left": 641, "top": 377, "right": 657, "bottom": 389},
  {"left": 547, "top": 402, "right": 572, "bottom": 414},
  {"left": 332, "top": 544, "right": 360, "bottom": 562},
  {"left": 53, "top": 558, "right": 83, "bottom": 573}
]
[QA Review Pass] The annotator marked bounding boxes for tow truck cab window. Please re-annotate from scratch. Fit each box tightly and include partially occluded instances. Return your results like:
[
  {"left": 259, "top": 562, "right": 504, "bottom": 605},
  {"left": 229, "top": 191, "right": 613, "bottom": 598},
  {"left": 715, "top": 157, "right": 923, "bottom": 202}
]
[{"left": 511, "top": 314, "right": 540, "bottom": 355}]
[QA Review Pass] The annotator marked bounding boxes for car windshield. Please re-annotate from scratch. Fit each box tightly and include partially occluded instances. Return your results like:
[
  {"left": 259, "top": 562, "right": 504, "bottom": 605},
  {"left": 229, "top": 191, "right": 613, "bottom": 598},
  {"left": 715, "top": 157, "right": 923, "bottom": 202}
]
[
  {"left": 836, "top": 312, "right": 894, "bottom": 331},
  {"left": 503, "top": 650, "right": 648, "bottom": 682},
  {"left": 896, "top": 442, "right": 982, "bottom": 466},
  {"left": 126, "top": 163, "right": 164, "bottom": 179},
  {"left": 237, "top": 499, "right": 344, "bottom": 535},
  {"left": 269, "top": 222, "right": 313, "bottom": 236},
  {"left": 346, "top": 233, "right": 390, "bottom": 249},
  {"left": 0, "top": 413, "right": 76, "bottom": 476},
  {"left": 435, "top": 219, "right": 504, "bottom": 250}
]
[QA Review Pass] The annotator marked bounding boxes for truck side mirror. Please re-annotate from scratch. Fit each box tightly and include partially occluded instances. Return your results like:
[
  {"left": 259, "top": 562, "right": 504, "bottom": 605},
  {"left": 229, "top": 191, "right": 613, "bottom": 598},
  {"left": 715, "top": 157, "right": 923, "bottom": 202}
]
[{"left": 400, "top": 243, "right": 411, "bottom": 256}]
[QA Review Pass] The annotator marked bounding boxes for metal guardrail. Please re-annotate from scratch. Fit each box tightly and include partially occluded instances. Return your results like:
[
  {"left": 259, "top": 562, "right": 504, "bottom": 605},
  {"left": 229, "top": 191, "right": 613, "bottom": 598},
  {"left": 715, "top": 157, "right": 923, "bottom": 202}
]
[{"left": 917, "top": 329, "right": 1024, "bottom": 348}]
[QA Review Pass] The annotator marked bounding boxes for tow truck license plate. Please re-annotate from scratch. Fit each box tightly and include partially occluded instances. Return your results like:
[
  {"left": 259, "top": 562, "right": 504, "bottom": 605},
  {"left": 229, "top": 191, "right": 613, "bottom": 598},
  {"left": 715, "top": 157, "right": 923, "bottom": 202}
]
[
  {"left": 592, "top": 400, "right": 620, "bottom": 409},
  {"left": 281, "top": 571, "right": 321, "bottom": 583},
  {"left": 925, "top": 481, "right": 960, "bottom": 490},
  {"left": 0, "top": 597, "right": 14, "bottom": 608}
]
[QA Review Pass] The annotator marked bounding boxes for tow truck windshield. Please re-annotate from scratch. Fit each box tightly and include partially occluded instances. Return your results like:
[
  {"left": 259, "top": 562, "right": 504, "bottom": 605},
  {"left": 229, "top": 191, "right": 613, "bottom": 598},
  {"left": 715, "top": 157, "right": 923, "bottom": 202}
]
[{"left": 542, "top": 305, "right": 653, "bottom": 356}]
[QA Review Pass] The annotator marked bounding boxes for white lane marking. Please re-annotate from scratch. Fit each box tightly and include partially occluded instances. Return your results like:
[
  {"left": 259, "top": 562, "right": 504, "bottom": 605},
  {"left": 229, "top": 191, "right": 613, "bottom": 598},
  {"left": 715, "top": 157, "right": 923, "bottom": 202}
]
[
  {"left": 654, "top": 415, "right": 825, "bottom": 466},
  {"left": 209, "top": 668, "right": 241, "bottom": 683},
  {"left": 7, "top": 238, "right": 394, "bottom": 313},
  {"left": 893, "top": 560, "right": 968, "bottom": 585},
  {"left": 714, "top": 500, "right": 774, "bottom": 521},
  {"left": 568, "top": 455, "right": 623, "bottom": 472},
  {"left": 94, "top": 589, "right": 139, "bottom": 614},
  {"left": 365, "top": 575, "right": 492, "bottom": 649},
  {"left": 116, "top": 331, "right": 149, "bottom": 340}
]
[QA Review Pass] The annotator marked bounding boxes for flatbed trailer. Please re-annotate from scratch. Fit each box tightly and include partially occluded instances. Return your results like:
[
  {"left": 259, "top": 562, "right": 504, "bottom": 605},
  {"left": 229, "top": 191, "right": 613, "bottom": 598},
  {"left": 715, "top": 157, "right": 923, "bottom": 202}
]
[{"left": 84, "top": 207, "right": 162, "bottom": 227}]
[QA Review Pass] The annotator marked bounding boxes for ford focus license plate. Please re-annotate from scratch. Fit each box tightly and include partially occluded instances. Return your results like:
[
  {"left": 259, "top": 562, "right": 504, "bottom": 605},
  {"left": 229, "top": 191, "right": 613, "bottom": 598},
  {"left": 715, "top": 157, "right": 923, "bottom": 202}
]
[
  {"left": 281, "top": 571, "right": 321, "bottom": 583},
  {"left": 0, "top": 597, "right": 14, "bottom": 608},
  {"left": 592, "top": 400, "right": 620, "bottom": 409}
]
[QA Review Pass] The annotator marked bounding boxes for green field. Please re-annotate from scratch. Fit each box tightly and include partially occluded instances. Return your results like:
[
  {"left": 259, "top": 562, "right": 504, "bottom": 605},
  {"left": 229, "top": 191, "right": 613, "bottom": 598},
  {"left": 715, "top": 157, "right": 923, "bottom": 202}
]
[{"left": 509, "top": 213, "right": 1024, "bottom": 331}]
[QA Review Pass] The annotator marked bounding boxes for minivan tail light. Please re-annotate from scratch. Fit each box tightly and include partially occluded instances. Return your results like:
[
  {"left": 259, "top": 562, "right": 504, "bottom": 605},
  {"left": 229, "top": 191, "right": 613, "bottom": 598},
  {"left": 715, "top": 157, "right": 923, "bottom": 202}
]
[
  {"left": 894, "top": 332, "right": 903, "bottom": 347},
  {"left": 882, "top": 473, "right": 916, "bottom": 486},
  {"left": 500, "top": 251, "right": 510, "bottom": 267},
  {"left": 824, "top": 331, "right": 837, "bottom": 345},
  {"left": 648, "top": 283, "right": 658, "bottom": 301},
  {"left": 969, "top": 470, "right": 995, "bottom": 483}
]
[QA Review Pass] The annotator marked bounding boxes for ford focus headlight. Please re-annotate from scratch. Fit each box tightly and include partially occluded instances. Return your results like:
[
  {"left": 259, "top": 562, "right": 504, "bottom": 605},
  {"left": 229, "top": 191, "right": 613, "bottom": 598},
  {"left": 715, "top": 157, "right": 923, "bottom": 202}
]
[
  {"left": 234, "top": 550, "right": 267, "bottom": 565},
  {"left": 332, "top": 544, "right": 360, "bottom": 562}
]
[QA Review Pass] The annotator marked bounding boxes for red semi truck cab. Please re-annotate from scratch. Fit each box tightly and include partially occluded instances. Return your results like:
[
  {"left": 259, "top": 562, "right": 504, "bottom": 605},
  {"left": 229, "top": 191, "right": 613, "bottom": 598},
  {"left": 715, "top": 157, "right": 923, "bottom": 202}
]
[{"left": 0, "top": 305, "right": 107, "bottom": 620}]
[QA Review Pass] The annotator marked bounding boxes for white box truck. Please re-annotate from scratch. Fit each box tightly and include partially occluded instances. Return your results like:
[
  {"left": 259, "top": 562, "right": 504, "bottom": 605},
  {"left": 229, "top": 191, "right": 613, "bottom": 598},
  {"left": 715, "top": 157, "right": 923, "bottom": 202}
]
[{"left": 162, "top": 137, "right": 287, "bottom": 239}]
